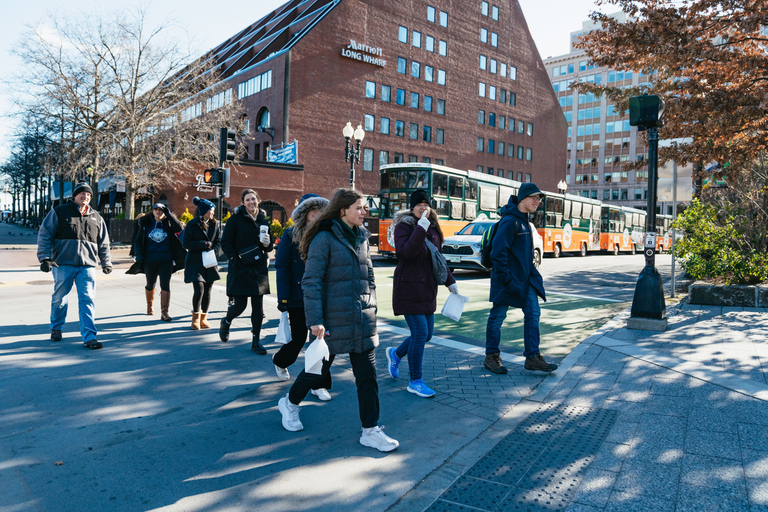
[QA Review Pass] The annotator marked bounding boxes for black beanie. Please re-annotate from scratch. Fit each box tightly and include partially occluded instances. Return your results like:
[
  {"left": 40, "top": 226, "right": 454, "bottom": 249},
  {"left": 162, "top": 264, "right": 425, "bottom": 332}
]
[
  {"left": 410, "top": 189, "right": 431, "bottom": 209},
  {"left": 73, "top": 182, "right": 93, "bottom": 197}
]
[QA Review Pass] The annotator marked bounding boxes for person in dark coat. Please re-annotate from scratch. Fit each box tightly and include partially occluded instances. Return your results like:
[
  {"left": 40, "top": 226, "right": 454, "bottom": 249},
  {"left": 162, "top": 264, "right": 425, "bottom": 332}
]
[
  {"left": 272, "top": 193, "right": 333, "bottom": 400},
  {"left": 181, "top": 197, "right": 221, "bottom": 330},
  {"left": 484, "top": 183, "right": 557, "bottom": 374},
  {"left": 219, "top": 189, "right": 273, "bottom": 354},
  {"left": 277, "top": 188, "right": 399, "bottom": 453},
  {"left": 126, "top": 203, "right": 185, "bottom": 321},
  {"left": 386, "top": 189, "right": 458, "bottom": 398}
]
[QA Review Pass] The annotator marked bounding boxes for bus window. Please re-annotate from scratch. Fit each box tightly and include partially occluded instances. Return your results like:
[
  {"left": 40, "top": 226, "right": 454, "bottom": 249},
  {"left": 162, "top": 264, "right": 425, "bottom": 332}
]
[
  {"left": 563, "top": 200, "right": 572, "bottom": 221},
  {"left": 532, "top": 203, "right": 545, "bottom": 228},
  {"left": 571, "top": 200, "right": 582, "bottom": 220},
  {"left": 411, "top": 170, "right": 429, "bottom": 189},
  {"left": 433, "top": 198, "right": 449, "bottom": 216},
  {"left": 479, "top": 186, "right": 497, "bottom": 211},
  {"left": 450, "top": 201, "right": 464, "bottom": 219},
  {"left": 546, "top": 196, "right": 563, "bottom": 228},
  {"left": 467, "top": 179, "right": 479, "bottom": 201},
  {"left": 592, "top": 205, "right": 600, "bottom": 222},
  {"left": 380, "top": 171, "right": 389, "bottom": 191},
  {"left": 499, "top": 185, "right": 515, "bottom": 206},
  {"left": 582, "top": 203, "right": 591, "bottom": 220},
  {"left": 389, "top": 192, "right": 408, "bottom": 214},
  {"left": 449, "top": 177, "right": 463, "bottom": 199},
  {"left": 465, "top": 202, "right": 477, "bottom": 220},
  {"left": 390, "top": 171, "right": 408, "bottom": 189},
  {"left": 609, "top": 209, "right": 620, "bottom": 232},
  {"left": 433, "top": 173, "right": 448, "bottom": 196}
]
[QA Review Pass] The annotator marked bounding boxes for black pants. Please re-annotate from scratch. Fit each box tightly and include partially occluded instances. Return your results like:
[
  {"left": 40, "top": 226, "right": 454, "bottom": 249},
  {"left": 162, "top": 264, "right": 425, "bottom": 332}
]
[
  {"left": 273, "top": 307, "right": 332, "bottom": 390},
  {"left": 225, "top": 295, "right": 264, "bottom": 335},
  {"left": 191, "top": 281, "right": 213, "bottom": 312},
  {"left": 288, "top": 347, "right": 378, "bottom": 428},
  {"left": 144, "top": 260, "right": 173, "bottom": 292}
]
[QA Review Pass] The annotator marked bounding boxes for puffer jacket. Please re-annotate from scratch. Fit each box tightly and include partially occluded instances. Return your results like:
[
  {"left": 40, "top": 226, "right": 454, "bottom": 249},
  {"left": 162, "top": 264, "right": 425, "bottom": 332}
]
[
  {"left": 489, "top": 198, "right": 546, "bottom": 308},
  {"left": 275, "top": 226, "right": 305, "bottom": 308},
  {"left": 126, "top": 212, "right": 186, "bottom": 274},
  {"left": 182, "top": 216, "right": 222, "bottom": 283},
  {"left": 37, "top": 201, "right": 111, "bottom": 268},
  {"left": 221, "top": 207, "right": 273, "bottom": 296},
  {"left": 302, "top": 219, "right": 378, "bottom": 355},
  {"left": 392, "top": 210, "right": 455, "bottom": 316}
]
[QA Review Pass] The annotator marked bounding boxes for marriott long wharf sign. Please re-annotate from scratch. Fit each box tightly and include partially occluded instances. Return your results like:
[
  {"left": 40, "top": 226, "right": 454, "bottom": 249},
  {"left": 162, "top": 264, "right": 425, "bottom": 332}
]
[{"left": 341, "top": 39, "right": 386, "bottom": 67}]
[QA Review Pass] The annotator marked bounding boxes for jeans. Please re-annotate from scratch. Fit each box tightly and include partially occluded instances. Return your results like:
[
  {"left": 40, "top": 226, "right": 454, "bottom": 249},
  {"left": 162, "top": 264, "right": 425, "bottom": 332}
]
[
  {"left": 395, "top": 314, "right": 434, "bottom": 381},
  {"left": 485, "top": 286, "right": 541, "bottom": 358},
  {"left": 51, "top": 265, "right": 97, "bottom": 342}
]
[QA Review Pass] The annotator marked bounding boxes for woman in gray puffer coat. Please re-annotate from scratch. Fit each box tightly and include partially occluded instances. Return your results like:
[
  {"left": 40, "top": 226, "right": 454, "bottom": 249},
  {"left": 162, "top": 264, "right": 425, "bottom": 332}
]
[{"left": 276, "top": 189, "right": 399, "bottom": 453}]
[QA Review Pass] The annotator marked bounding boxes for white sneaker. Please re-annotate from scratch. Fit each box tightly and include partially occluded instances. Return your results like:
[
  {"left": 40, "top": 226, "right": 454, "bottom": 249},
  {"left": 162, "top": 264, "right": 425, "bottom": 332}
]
[
  {"left": 273, "top": 355, "right": 290, "bottom": 381},
  {"left": 311, "top": 388, "right": 332, "bottom": 401},
  {"left": 278, "top": 395, "right": 303, "bottom": 431},
  {"left": 360, "top": 426, "right": 399, "bottom": 452}
]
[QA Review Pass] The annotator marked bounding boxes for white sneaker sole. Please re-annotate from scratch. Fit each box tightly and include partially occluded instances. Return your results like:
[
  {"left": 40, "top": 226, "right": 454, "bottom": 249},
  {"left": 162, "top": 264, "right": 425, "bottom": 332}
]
[
  {"left": 274, "top": 365, "right": 290, "bottom": 381},
  {"left": 278, "top": 397, "right": 303, "bottom": 432},
  {"left": 407, "top": 386, "right": 435, "bottom": 398},
  {"left": 311, "top": 389, "right": 332, "bottom": 401},
  {"left": 360, "top": 436, "right": 399, "bottom": 452}
]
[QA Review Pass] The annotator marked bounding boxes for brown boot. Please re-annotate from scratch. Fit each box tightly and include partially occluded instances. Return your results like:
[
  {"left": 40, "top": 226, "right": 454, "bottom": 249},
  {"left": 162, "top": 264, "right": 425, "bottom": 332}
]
[
  {"left": 145, "top": 289, "right": 155, "bottom": 315},
  {"left": 524, "top": 353, "right": 558, "bottom": 373},
  {"left": 191, "top": 312, "right": 201, "bottom": 330},
  {"left": 199, "top": 312, "right": 211, "bottom": 329},
  {"left": 160, "top": 291, "right": 172, "bottom": 322},
  {"left": 483, "top": 353, "right": 508, "bottom": 374}
]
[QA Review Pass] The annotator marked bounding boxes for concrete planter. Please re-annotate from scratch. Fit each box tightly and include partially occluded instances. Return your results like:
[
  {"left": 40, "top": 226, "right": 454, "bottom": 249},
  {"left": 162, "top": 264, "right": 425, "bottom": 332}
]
[{"left": 688, "top": 282, "right": 768, "bottom": 307}]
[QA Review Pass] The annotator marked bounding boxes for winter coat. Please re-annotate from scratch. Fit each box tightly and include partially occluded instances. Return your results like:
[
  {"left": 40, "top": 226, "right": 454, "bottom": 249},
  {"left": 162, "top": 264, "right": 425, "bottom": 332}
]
[
  {"left": 392, "top": 210, "right": 455, "bottom": 316},
  {"left": 302, "top": 219, "right": 378, "bottom": 355},
  {"left": 181, "top": 216, "right": 222, "bottom": 283},
  {"left": 126, "top": 212, "right": 186, "bottom": 275},
  {"left": 37, "top": 201, "right": 111, "bottom": 268},
  {"left": 275, "top": 226, "right": 305, "bottom": 308},
  {"left": 221, "top": 207, "right": 273, "bottom": 296},
  {"left": 489, "top": 198, "right": 546, "bottom": 308}
]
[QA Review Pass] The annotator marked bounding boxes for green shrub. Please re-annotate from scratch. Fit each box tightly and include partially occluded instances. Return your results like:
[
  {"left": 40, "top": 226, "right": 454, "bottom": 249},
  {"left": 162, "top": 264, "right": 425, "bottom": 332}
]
[{"left": 179, "top": 208, "right": 193, "bottom": 224}]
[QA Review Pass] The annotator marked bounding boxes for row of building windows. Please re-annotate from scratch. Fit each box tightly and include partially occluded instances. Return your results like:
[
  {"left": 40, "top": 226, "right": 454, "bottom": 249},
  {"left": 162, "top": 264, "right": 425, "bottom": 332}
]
[
  {"left": 573, "top": 170, "right": 648, "bottom": 184},
  {"left": 365, "top": 81, "right": 446, "bottom": 114},
  {"left": 478, "top": 83, "right": 517, "bottom": 105},
  {"left": 398, "top": 26, "right": 448, "bottom": 56},
  {"left": 397, "top": 57, "right": 447, "bottom": 84},
  {"left": 363, "top": 148, "right": 445, "bottom": 171},
  {"left": 570, "top": 137, "right": 631, "bottom": 152},
  {"left": 480, "top": 28, "right": 499, "bottom": 47},
  {"left": 570, "top": 120, "right": 632, "bottom": 138},
  {"left": 552, "top": 60, "right": 596, "bottom": 77},
  {"left": 478, "top": 110, "right": 533, "bottom": 136},
  {"left": 479, "top": 56, "right": 518, "bottom": 80},
  {"left": 480, "top": 1, "right": 500, "bottom": 20},
  {"left": 476, "top": 166, "right": 532, "bottom": 183},
  {"left": 206, "top": 89, "right": 232, "bottom": 112},
  {"left": 238, "top": 69, "right": 273, "bottom": 99},
  {"left": 364, "top": 113, "right": 446, "bottom": 144},
  {"left": 477, "top": 138, "right": 532, "bottom": 161},
  {"left": 426, "top": 6, "right": 449, "bottom": 26}
]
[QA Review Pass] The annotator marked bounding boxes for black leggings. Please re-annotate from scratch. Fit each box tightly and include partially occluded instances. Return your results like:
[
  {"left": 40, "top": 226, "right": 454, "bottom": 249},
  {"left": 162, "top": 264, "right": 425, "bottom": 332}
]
[
  {"left": 272, "top": 307, "right": 332, "bottom": 390},
  {"left": 225, "top": 295, "right": 264, "bottom": 335},
  {"left": 144, "top": 260, "right": 173, "bottom": 292},
  {"left": 191, "top": 282, "right": 214, "bottom": 312}
]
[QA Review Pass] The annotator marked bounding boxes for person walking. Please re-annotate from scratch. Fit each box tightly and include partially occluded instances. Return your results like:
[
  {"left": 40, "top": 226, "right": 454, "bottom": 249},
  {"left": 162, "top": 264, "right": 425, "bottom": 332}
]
[
  {"left": 272, "top": 193, "right": 332, "bottom": 400},
  {"left": 484, "top": 183, "right": 558, "bottom": 374},
  {"left": 127, "top": 203, "right": 185, "bottom": 321},
  {"left": 219, "top": 189, "right": 273, "bottom": 354},
  {"left": 277, "top": 188, "right": 399, "bottom": 452},
  {"left": 37, "top": 182, "right": 112, "bottom": 349},
  {"left": 386, "top": 189, "right": 459, "bottom": 398},
  {"left": 182, "top": 197, "right": 221, "bottom": 330}
]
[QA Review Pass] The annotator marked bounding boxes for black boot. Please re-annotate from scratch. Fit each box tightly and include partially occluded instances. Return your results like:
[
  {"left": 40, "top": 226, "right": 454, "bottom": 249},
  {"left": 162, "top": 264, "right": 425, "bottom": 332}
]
[
  {"left": 219, "top": 318, "right": 231, "bottom": 342},
  {"left": 251, "top": 329, "right": 266, "bottom": 355}
]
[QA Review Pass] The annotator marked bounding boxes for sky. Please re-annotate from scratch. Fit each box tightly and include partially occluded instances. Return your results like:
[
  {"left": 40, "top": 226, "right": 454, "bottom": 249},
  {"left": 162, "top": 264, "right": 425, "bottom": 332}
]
[{"left": 0, "top": 0, "right": 612, "bottom": 164}]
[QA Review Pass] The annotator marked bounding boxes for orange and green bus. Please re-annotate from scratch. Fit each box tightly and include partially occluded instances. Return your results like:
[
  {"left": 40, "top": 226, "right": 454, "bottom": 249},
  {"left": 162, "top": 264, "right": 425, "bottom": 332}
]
[
  {"left": 599, "top": 205, "right": 646, "bottom": 255},
  {"left": 530, "top": 193, "right": 603, "bottom": 257}
]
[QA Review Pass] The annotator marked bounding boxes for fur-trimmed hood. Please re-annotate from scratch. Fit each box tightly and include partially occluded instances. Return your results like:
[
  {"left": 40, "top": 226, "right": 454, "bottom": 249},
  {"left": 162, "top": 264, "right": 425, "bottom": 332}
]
[
  {"left": 392, "top": 209, "right": 438, "bottom": 230},
  {"left": 292, "top": 196, "right": 329, "bottom": 223}
]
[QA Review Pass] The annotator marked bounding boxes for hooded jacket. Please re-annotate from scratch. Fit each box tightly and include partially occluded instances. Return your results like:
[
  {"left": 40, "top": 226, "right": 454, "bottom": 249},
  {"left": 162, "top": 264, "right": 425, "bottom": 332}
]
[
  {"left": 221, "top": 206, "right": 273, "bottom": 296},
  {"left": 489, "top": 197, "right": 546, "bottom": 308},
  {"left": 126, "top": 212, "right": 186, "bottom": 274},
  {"left": 37, "top": 201, "right": 111, "bottom": 268}
]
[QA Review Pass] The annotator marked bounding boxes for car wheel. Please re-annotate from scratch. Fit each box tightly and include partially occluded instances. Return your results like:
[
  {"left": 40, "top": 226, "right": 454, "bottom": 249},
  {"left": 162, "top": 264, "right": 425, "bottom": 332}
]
[
  {"left": 613, "top": 244, "right": 619, "bottom": 256},
  {"left": 533, "top": 249, "right": 542, "bottom": 268},
  {"left": 579, "top": 243, "right": 587, "bottom": 257},
  {"left": 553, "top": 243, "right": 561, "bottom": 258}
]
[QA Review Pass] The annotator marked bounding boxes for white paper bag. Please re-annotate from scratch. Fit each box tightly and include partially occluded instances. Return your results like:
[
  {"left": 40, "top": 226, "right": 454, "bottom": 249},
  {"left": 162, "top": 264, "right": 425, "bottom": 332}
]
[
  {"left": 304, "top": 337, "right": 329, "bottom": 375},
  {"left": 441, "top": 293, "right": 469, "bottom": 322},
  {"left": 274, "top": 311, "right": 292, "bottom": 345},
  {"left": 202, "top": 249, "right": 217, "bottom": 268}
]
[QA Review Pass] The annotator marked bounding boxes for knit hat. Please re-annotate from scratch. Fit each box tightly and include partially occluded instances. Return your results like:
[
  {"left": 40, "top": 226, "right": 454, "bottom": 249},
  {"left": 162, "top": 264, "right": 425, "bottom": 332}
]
[
  {"left": 193, "top": 196, "right": 215, "bottom": 216},
  {"left": 409, "top": 189, "right": 431, "bottom": 209},
  {"left": 152, "top": 203, "right": 166, "bottom": 210},
  {"left": 292, "top": 194, "right": 329, "bottom": 222},
  {"left": 73, "top": 182, "right": 93, "bottom": 197},
  {"left": 517, "top": 183, "right": 543, "bottom": 202}
]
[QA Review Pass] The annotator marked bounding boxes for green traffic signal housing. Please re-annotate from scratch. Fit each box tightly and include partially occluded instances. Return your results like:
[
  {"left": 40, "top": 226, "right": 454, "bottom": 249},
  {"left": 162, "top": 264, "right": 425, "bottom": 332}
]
[
  {"left": 219, "top": 127, "right": 236, "bottom": 166},
  {"left": 629, "top": 94, "right": 664, "bottom": 130}
]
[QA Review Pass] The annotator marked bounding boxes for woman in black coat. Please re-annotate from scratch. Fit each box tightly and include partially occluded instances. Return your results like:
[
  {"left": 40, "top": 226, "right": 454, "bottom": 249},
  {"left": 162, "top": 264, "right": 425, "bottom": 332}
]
[
  {"left": 182, "top": 197, "right": 221, "bottom": 330},
  {"left": 127, "top": 203, "right": 185, "bottom": 321},
  {"left": 219, "top": 189, "right": 273, "bottom": 354}
]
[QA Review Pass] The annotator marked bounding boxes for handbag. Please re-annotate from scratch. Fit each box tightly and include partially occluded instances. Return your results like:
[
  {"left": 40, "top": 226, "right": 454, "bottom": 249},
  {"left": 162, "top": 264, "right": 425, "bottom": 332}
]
[
  {"left": 274, "top": 311, "right": 292, "bottom": 345},
  {"left": 238, "top": 244, "right": 262, "bottom": 266},
  {"left": 441, "top": 292, "right": 469, "bottom": 322},
  {"left": 424, "top": 239, "right": 449, "bottom": 285},
  {"left": 202, "top": 249, "right": 217, "bottom": 268}
]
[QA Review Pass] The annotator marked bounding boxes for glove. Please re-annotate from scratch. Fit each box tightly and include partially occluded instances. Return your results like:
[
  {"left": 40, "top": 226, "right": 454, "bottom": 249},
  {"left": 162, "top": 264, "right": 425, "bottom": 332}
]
[
  {"left": 205, "top": 241, "right": 213, "bottom": 249},
  {"left": 448, "top": 283, "right": 459, "bottom": 294},
  {"left": 40, "top": 260, "right": 52, "bottom": 273},
  {"left": 277, "top": 301, "right": 288, "bottom": 312},
  {"left": 103, "top": 266, "right": 113, "bottom": 275},
  {"left": 260, "top": 233, "right": 271, "bottom": 246},
  {"left": 417, "top": 210, "right": 431, "bottom": 231}
]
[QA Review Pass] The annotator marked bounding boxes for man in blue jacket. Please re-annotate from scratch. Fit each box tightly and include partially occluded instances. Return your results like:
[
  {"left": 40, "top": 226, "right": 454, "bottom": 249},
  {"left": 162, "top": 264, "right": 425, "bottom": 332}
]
[
  {"left": 37, "top": 182, "right": 112, "bottom": 349},
  {"left": 484, "top": 183, "right": 557, "bottom": 374}
]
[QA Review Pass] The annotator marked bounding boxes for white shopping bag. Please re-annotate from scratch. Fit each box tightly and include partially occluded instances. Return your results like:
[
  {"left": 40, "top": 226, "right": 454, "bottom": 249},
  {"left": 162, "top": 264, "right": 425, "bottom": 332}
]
[
  {"left": 201, "top": 249, "right": 217, "bottom": 268},
  {"left": 441, "top": 293, "right": 470, "bottom": 322},
  {"left": 274, "top": 311, "right": 292, "bottom": 345},
  {"left": 304, "top": 337, "right": 330, "bottom": 375}
]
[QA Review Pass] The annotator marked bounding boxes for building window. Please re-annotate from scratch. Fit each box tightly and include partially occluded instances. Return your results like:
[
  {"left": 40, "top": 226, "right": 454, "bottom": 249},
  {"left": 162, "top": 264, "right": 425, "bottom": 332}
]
[
  {"left": 492, "top": 5, "right": 499, "bottom": 20},
  {"left": 488, "top": 112, "right": 496, "bottom": 127},
  {"left": 398, "top": 26, "right": 408, "bottom": 43},
  {"left": 410, "top": 92, "right": 419, "bottom": 108},
  {"left": 527, "top": 123, "right": 533, "bottom": 136},
  {"left": 477, "top": 137, "right": 484, "bottom": 151},
  {"left": 439, "top": 11, "right": 448, "bottom": 26},
  {"left": 507, "top": 144, "right": 514, "bottom": 157},
  {"left": 438, "top": 40, "right": 447, "bottom": 56},
  {"left": 425, "top": 65, "right": 434, "bottom": 82},
  {"left": 510, "top": 92, "right": 517, "bottom": 106},
  {"left": 411, "top": 61, "right": 421, "bottom": 78},
  {"left": 489, "top": 86, "right": 497, "bottom": 100},
  {"left": 488, "top": 140, "right": 495, "bottom": 154},
  {"left": 491, "top": 32, "right": 498, "bottom": 47},
  {"left": 238, "top": 69, "right": 272, "bottom": 99},
  {"left": 427, "top": 5, "right": 436, "bottom": 22},
  {"left": 499, "top": 115, "right": 506, "bottom": 130},
  {"left": 480, "top": 55, "right": 487, "bottom": 70},
  {"left": 479, "top": 82, "right": 486, "bottom": 97},
  {"left": 423, "top": 125, "right": 432, "bottom": 142},
  {"left": 621, "top": 189, "right": 628, "bottom": 200},
  {"left": 412, "top": 31, "right": 421, "bottom": 48},
  {"left": 509, "top": 66, "right": 517, "bottom": 80},
  {"left": 518, "top": 145, "right": 524, "bottom": 159},
  {"left": 409, "top": 155, "right": 418, "bottom": 162},
  {"left": 365, "top": 81, "right": 376, "bottom": 99},
  {"left": 396, "top": 88, "right": 405, "bottom": 105},
  {"left": 394, "top": 152, "right": 404, "bottom": 163},
  {"left": 437, "top": 69, "right": 446, "bottom": 85},
  {"left": 603, "top": 189, "right": 610, "bottom": 200},
  {"left": 477, "top": 165, "right": 484, "bottom": 173},
  {"left": 435, "top": 159, "right": 444, "bottom": 165},
  {"left": 437, "top": 99, "right": 445, "bottom": 114},
  {"left": 382, "top": 85, "right": 391, "bottom": 102},
  {"left": 381, "top": 117, "right": 390, "bottom": 134},
  {"left": 363, "top": 148, "right": 374, "bottom": 171},
  {"left": 500, "top": 62, "right": 507, "bottom": 77},
  {"left": 364, "top": 114, "right": 374, "bottom": 131},
  {"left": 478, "top": 110, "right": 485, "bottom": 124},
  {"left": 481, "top": 28, "right": 488, "bottom": 43},
  {"left": 426, "top": 35, "right": 435, "bottom": 52},
  {"left": 498, "top": 141, "right": 505, "bottom": 155},
  {"left": 481, "top": 1, "right": 489, "bottom": 15},
  {"left": 526, "top": 173, "right": 532, "bottom": 183},
  {"left": 518, "top": 120, "right": 524, "bottom": 133},
  {"left": 508, "top": 117, "right": 515, "bottom": 131},
  {"left": 526, "top": 148, "right": 532, "bottom": 161},
  {"left": 423, "top": 157, "right": 431, "bottom": 163},
  {"left": 397, "top": 57, "right": 407, "bottom": 74},
  {"left": 395, "top": 120, "right": 405, "bottom": 137},
  {"left": 488, "top": 167, "right": 494, "bottom": 175},
  {"left": 409, "top": 123, "right": 418, "bottom": 139},
  {"left": 380, "top": 150, "right": 389, "bottom": 167},
  {"left": 436, "top": 128, "right": 444, "bottom": 144},
  {"left": 490, "top": 59, "right": 497, "bottom": 74}
]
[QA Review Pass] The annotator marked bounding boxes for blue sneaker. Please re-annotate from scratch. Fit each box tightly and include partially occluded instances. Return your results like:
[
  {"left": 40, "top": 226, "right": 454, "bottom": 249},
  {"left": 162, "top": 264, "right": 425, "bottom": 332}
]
[
  {"left": 386, "top": 347, "right": 400, "bottom": 378},
  {"left": 407, "top": 379, "right": 435, "bottom": 398}
]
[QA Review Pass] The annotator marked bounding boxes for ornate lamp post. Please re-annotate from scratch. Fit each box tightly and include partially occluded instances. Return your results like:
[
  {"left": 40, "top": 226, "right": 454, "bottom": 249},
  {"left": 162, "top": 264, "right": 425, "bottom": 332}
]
[
  {"left": 557, "top": 180, "right": 568, "bottom": 195},
  {"left": 343, "top": 121, "right": 365, "bottom": 190}
]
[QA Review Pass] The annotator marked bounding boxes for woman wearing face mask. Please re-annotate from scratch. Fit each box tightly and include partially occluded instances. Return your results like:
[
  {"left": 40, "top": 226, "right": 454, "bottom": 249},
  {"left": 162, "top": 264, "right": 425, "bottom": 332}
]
[
  {"left": 272, "top": 194, "right": 331, "bottom": 400},
  {"left": 277, "top": 189, "right": 399, "bottom": 453},
  {"left": 386, "top": 189, "right": 458, "bottom": 398},
  {"left": 182, "top": 197, "right": 221, "bottom": 330},
  {"left": 127, "top": 203, "right": 186, "bottom": 321},
  {"left": 219, "top": 189, "right": 273, "bottom": 354}
]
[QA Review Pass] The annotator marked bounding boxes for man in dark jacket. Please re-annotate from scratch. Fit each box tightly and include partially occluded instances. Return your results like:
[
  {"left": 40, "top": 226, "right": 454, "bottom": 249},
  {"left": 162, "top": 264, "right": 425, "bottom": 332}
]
[
  {"left": 37, "top": 182, "right": 112, "bottom": 349},
  {"left": 484, "top": 183, "right": 557, "bottom": 374}
]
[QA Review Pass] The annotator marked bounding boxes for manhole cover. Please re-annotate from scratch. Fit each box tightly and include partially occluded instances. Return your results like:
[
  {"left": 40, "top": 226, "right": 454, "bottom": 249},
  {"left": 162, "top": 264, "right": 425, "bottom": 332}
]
[{"left": 27, "top": 280, "right": 53, "bottom": 285}]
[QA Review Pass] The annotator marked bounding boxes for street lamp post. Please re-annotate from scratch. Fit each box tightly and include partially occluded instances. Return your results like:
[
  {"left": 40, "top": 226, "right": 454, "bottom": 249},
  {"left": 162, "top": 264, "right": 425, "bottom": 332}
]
[
  {"left": 557, "top": 180, "right": 568, "bottom": 195},
  {"left": 343, "top": 121, "right": 365, "bottom": 190}
]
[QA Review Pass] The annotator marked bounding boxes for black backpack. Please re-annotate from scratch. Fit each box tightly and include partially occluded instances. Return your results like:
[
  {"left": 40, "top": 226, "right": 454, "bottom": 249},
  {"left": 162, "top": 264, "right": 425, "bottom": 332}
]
[{"left": 480, "top": 219, "right": 518, "bottom": 269}]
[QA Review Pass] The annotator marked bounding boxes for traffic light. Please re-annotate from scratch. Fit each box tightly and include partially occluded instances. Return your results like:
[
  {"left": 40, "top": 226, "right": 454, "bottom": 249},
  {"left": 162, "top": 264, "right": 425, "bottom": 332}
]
[
  {"left": 629, "top": 94, "right": 664, "bottom": 130},
  {"left": 219, "top": 127, "right": 236, "bottom": 166},
  {"left": 203, "top": 168, "right": 223, "bottom": 184}
]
